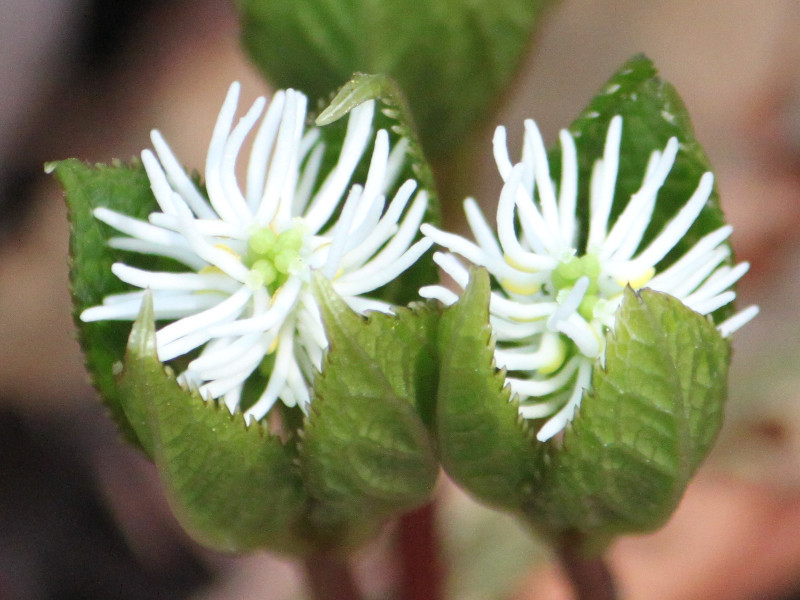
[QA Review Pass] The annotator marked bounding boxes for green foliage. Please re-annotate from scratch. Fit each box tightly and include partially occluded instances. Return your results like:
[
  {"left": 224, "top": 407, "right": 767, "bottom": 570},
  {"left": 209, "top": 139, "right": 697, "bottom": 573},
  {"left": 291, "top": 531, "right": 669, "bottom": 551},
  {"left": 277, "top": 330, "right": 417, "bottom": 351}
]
[
  {"left": 121, "top": 296, "right": 310, "bottom": 554},
  {"left": 529, "top": 288, "right": 729, "bottom": 545},
  {"left": 237, "top": 0, "right": 549, "bottom": 158},
  {"left": 52, "top": 159, "right": 163, "bottom": 449},
  {"left": 436, "top": 268, "right": 541, "bottom": 513},
  {"left": 113, "top": 281, "right": 441, "bottom": 555},
  {"left": 301, "top": 275, "right": 439, "bottom": 539},
  {"left": 436, "top": 272, "right": 730, "bottom": 550}
]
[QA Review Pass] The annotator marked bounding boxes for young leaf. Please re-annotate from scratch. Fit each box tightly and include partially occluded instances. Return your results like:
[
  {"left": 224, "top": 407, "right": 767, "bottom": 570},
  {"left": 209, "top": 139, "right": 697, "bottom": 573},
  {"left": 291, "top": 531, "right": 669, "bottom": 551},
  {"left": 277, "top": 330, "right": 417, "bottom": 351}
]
[
  {"left": 435, "top": 268, "right": 541, "bottom": 513},
  {"left": 301, "top": 275, "right": 439, "bottom": 533},
  {"left": 528, "top": 288, "right": 729, "bottom": 543},
  {"left": 120, "top": 294, "right": 310, "bottom": 554},
  {"left": 236, "top": 0, "right": 549, "bottom": 158}
]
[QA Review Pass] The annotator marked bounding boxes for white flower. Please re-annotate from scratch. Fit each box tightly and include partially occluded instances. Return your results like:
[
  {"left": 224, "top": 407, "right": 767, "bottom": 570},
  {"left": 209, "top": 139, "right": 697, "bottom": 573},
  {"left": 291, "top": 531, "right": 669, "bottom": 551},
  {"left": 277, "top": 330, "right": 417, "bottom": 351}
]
[
  {"left": 421, "top": 115, "right": 758, "bottom": 442},
  {"left": 81, "top": 82, "right": 432, "bottom": 421}
]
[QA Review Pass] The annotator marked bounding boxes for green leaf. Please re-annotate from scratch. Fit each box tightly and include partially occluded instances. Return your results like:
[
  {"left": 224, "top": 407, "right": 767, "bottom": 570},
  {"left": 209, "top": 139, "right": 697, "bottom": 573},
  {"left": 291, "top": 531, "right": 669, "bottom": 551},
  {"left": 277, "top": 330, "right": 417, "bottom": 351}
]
[
  {"left": 52, "top": 159, "right": 164, "bottom": 449},
  {"left": 527, "top": 288, "right": 729, "bottom": 544},
  {"left": 237, "top": 0, "right": 549, "bottom": 158},
  {"left": 301, "top": 275, "right": 439, "bottom": 537},
  {"left": 120, "top": 294, "right": 310, "bottom": 554},
  {"left": 435, "top": 268, "right": 541, "bottom": 513},
  {"left": 555, "top": 55, "right": 732, "bottom": 318}
]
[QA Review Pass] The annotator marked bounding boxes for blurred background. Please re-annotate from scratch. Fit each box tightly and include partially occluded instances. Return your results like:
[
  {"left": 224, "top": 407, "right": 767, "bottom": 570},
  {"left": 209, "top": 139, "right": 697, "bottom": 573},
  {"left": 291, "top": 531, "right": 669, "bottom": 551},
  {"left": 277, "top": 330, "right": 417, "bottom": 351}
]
[{"left": 1, "top": 1, "right": 799, "bottom": 598}]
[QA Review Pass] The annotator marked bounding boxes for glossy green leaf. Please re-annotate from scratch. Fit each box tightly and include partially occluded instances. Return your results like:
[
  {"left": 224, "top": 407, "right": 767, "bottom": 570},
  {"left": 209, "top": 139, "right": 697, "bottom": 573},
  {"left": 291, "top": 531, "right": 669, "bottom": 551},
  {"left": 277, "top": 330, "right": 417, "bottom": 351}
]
[
  {"left": 527, "top": 288, "right": 729, "bottom": 544},
  {"left": 120, "top": 294, "right": 310, "bottom": 554},
  {"left": 52, "top": 159, "right": 167, "bottom": 449},
  {"left": 436, "top": 268, "right": 541, "bottom": 513},
  {"left": 237, "top": 0, "right": 548, "bottom": 158},
  {"left": 553, "top": 55, "right": 732, "bottom": 318},
  {"left": 301, "top": 275, "right": 439, "bottom": 536}
]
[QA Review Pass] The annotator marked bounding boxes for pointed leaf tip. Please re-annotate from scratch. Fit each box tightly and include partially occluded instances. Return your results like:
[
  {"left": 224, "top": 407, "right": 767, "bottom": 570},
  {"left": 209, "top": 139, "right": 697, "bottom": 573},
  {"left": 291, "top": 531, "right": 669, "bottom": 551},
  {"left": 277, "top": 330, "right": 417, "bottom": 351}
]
[
  {"left": 127, "top": 290, "right": 157, "bottom": 360},
  {"left": 119, "top": 297, "right": 310, "bottom": 554},
  {"left": 436, "top": 267, "right": 540, "bottom": 513},
  {"left": 315, "top": 73, "right": 386, "bottom": 126}
]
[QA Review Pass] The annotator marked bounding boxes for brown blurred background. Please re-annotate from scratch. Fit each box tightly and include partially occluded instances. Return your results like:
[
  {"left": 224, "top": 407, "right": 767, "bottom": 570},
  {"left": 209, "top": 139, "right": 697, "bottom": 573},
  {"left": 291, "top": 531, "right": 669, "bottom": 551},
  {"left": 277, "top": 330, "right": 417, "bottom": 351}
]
[{"left": 1, "top": 1, "right": 799, "bottom": 598}]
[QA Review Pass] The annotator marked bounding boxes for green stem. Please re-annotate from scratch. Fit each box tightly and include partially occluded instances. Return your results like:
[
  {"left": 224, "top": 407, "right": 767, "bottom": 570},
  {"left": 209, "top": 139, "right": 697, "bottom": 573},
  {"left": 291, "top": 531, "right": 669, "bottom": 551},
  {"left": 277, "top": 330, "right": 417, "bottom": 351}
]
[
  {"left": 556, "top": 536, "right": 618, "bottom": 600},
  {"left": 303, "top": 554, "right": 365, "bottom": 600}
]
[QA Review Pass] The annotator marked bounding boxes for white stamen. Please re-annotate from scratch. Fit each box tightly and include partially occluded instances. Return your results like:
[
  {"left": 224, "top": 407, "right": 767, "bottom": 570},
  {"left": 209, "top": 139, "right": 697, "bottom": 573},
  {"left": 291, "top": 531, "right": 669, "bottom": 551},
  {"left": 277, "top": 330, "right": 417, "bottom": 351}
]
[
  {"left": 246, "top": 319, "right": 296, "bottom": 421},
  {"left": 686, "top": 290, "right": 736, "bottom": 315},
  {"left": 495, "top": 332, "right": 564, "bottom": 371},
  {"left": 629, "top": 171, "right": 714, "bottom": 271},
  {"left": 557, "top": 129, "right": 578, "bottom": 248},
  {"left": 548, "top": 276, "right": 590, "bottom": 329},
  {"left": 422, "top": 224, "right": 525, "bottom": 280},
  {"left": 419, "top": 285, "right": 459, "bottom": 305},
  {"left": 220, "top": 96, "right": 266, "bottom": 223},
  {"left": 340, "top": 180, "right": 417, "bottom": 271},
  {"left": 465, "top": 198, "right": 503, "bottom": 259},
  {"left": 156, "top": 286, "right": 253, "bottom": 348},
  {"left": 334, "top": 238, "right": 433, "bottom": 296},
  {"left": 717, "top": 304, "right": 759, "bottom": 337},
  {"left": 340, "top": 191, "right": 429, "bottom": 283},
  {"left": 587, "top": 116, "right": 622, "bottom": 250},
  {"left": 523, "top": 119, "right": 560, "bottom": 235},
  {"left": 111, "top": 263, "right": 239, "bottom": 293},
  {"left": 496, "top": 166, "right": 555, "bottom": 266},
  {"left": 493, "top": 126, "right": 513, "bottom": 180},
  {"left": 536, "top": 360, "right": 592, "bottom": 442},
  {"left": 246, "top": 90, "right": 285, "bottom": 210},
  {"left": 507, "top": 356, "right": 581, "bottom": 396},
  {"left": 107, "top": 237, "right": 207, "bottom": 271},
  {"left": 151, "top": 130, "right": 216, "bottom": 219}
]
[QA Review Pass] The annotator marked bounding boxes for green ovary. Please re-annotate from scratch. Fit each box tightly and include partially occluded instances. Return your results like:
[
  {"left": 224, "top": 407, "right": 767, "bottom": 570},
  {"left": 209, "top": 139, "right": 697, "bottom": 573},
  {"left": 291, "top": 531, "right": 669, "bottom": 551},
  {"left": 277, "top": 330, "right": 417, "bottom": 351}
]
[{"left": 246, "top": 225, "right": 305, "bottom": 291}]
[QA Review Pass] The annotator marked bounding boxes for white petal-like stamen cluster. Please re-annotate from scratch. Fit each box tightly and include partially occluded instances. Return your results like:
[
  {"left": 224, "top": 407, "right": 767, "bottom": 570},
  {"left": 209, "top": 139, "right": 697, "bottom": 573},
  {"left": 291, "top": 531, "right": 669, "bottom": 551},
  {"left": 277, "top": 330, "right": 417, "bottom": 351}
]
[
  {"left": 421, "top": 115, "right": 758, "bottom": 442},
  {"left": 82, "top": 82, "right": 432, "bottom": 421}
]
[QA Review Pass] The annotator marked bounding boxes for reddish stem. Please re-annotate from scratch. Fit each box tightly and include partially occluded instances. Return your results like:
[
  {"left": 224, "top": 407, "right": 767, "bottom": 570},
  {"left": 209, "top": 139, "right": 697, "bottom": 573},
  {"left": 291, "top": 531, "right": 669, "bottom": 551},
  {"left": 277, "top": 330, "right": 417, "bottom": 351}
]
[
  {"left": 304, "top": 553, "right": 364, "bottom": 600},
  {"left": 397, "top": 502, "right": 444, "bottom": 600},
  {"left": 556, "top": 536, "right": 618, "bottom": 600}
]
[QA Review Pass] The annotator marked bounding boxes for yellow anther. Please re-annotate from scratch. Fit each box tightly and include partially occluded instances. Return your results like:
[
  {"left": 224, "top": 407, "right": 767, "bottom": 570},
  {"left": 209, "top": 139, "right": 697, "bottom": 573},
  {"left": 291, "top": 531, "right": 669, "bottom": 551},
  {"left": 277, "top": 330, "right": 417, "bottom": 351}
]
[
  {"left": 214, "top": 243, "right": 242, "bottom": 260},
  {"left": 617, "top": 266, "right": 655, "bottom": 290},
  {"left": 199, "top": 265, "right": 224, "bottom": 275},
  {"left": 504, "top": 253, "right": 539, "bottom": 274},
  {"left": 501, "top": 277, "right": 541, "bottom": 296},
  {"left": 538, "top": 337, "right": 567, "bottom": 375}
]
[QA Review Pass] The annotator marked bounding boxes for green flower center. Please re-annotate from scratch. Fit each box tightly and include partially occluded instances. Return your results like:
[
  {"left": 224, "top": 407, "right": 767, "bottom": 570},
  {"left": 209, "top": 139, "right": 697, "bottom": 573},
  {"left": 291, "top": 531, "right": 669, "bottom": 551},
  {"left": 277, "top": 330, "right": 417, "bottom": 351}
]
[
  {"left": 551, "top": 254, "right": 601, "bottom": 321},
  {"left": 245, "top": 224, "right": 305, "bottom": 292}
]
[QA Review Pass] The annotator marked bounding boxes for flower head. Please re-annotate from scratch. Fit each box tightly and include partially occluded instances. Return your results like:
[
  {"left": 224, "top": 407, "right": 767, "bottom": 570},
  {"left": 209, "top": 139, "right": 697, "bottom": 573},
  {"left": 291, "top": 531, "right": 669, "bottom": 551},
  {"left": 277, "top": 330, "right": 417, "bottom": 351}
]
[
  {"left": 421, "top": 116, "right": 758, "bottom": 441},
  {"left": 81, "top": 82, "right": 432, "bottom": 421}
]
